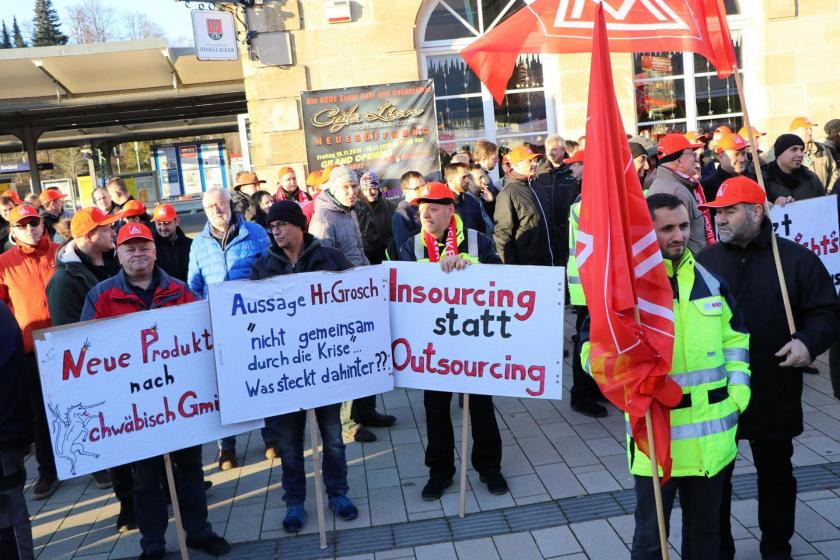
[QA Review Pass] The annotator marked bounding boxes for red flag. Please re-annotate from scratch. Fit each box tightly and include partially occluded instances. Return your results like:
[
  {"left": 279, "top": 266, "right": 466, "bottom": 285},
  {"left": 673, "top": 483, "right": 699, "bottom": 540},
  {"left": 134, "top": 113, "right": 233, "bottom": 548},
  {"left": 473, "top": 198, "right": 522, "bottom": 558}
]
[
  {"left": 461, "top": 0, "right": 737, "bottom": 103},
  {"left": 576, "top": 5, "right": 682, "bottom": 480}
]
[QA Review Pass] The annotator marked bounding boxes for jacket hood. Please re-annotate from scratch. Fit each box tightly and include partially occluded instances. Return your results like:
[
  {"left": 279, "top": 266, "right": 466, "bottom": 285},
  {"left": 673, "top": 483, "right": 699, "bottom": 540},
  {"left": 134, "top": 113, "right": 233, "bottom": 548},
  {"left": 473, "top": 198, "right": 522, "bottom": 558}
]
[
  {"left": 316, "top": 189, "right": 352, "bottom": 213},
  {"left": 56, "top": 239, "right": 83, "bottom": 265}
]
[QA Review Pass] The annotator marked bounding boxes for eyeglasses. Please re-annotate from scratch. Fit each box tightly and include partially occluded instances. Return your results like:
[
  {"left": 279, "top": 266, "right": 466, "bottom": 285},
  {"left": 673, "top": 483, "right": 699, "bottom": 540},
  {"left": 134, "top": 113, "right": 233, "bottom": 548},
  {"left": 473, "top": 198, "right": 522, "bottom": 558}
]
[
  {"left": 266, "top": 222, "right": 291, "bottom": 232},
  {"left": 13, "top": 219, "right": 41, "bottom": 229},
  {"left": 203, "top": 202, "right": 228, "bottom": 211}
]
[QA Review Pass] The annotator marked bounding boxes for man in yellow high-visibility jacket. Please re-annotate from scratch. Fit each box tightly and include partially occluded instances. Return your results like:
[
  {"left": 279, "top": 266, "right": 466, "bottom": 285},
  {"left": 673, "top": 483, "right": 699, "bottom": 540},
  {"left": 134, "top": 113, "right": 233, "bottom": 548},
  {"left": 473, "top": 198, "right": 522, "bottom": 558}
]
[{"left": 581, "top": 193, "right": 750, "bottom": 560}]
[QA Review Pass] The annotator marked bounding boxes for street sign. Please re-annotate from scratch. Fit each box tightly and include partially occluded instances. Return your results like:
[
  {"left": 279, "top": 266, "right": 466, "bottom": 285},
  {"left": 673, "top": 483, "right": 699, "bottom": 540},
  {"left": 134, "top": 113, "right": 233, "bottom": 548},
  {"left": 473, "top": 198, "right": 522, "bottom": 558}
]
[{"left": 191, "top": 10, "right": 239, "bottom": 61}]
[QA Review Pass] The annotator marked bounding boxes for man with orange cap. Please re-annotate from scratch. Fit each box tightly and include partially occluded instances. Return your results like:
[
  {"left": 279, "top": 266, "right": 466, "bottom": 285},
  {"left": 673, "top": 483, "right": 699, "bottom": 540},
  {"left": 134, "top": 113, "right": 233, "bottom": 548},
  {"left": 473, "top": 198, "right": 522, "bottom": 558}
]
[
  {"left": 231, "top": 171, "right": 265, "bottom": 221},
  {"left": 701, "top": 133, "right": 753, "bottom": 205},
  {"left": 0, "top": 191, "right": 21, "bottom": 253},
  {"left": 789, "top": 116, "right": 839, "bottom": 192},
  {"left": 0, "top": 205, "right": 60, "bottom": 499},
  {"left": 38, "top": 188, "right": 66, "bottom": 240},
  {"left": 275, "top": 167, "right": 311, "bottom": 204},
  {"left": 151, "top": 203, "right": 191, "bottom": 282}
]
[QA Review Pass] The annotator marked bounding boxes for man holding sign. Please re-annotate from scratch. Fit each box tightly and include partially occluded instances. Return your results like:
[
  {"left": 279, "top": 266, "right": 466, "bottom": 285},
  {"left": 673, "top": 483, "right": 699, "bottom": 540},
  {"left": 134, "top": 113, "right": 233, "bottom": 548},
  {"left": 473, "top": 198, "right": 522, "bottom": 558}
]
[
  {"left": 250, "top": 200, "right": 359, "bottom": 533},
  {"left": 81, "top": 223, "right": 230, "bottom": 560},
  {"left": 397, "top": 182, "right": 508, "bottom": 500}
]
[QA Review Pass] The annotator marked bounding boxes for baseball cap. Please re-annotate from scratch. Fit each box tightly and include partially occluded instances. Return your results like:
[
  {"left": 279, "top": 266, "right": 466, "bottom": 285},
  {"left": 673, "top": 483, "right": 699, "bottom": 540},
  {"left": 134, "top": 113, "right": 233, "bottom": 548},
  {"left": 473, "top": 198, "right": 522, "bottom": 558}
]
[
  {"left": 122, "top": 199, "right": 147, "bottom": 217},
  {"left": 234, "top": 172, "right": 265, "bottom": 190},
  {"left": 656, "top": 133, "right": 704, "bottom": 159},
  {"left": 71, "top": 207, "right": 120, "bottom": 239},
  {"left": 411, "top": 182, "right": 455, "bottom": 206},
  {"left": 737, "top": 126, "right": 765, "bottom": 139},
  {"left": 39, "top": 189, "right": 66, "bottom": 204},
  {"left": 507, "top": 146, "right": 540, "bottom": 165},
  {"left": 684, "top": 131, "right": 707, "bottom": 144},
  {"left": 715, "top": 133, "right": 749, "bottom": 154},
  {"left": 563, "top": 150, "right": 585, "bottom": 165},
  {"left": 824, "top": 119, "right": 840, "bottom": 137},
  {"left": 151, "top": 203, "right": 177, "bottom": 222},
  {"left": 117, "top": 222, "right": 154, "bottom": 245},
  {"left": 319, "top": 165, "right": 335, "bottom": 185},
  {"left": 0, "top": 190, "right": 22, "bottom": 204},
  {"left": 790, "top": 116, "right": 817, "bottom": 131},
  {"left": 713, "top": 126, "right": 733, "bottom": 140},
  {"left": 9, "top": 205, "right": 40, "bottom": 226},
  {"left": 277, "top": 166, "right": 295, "bottom": 178},
  {"left": 305, "top": 170, "right": 323, "bottom": 187},
  {"left": 698, "top": 176, "right": 766, "bottom": 209}
]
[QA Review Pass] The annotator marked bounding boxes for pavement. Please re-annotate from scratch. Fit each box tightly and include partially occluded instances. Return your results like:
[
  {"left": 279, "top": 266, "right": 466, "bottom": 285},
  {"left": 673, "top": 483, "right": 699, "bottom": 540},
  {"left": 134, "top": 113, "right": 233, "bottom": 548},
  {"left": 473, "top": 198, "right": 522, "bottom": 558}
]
[{"left": 25, "top": 309, "right": 840, "bottom": 559}]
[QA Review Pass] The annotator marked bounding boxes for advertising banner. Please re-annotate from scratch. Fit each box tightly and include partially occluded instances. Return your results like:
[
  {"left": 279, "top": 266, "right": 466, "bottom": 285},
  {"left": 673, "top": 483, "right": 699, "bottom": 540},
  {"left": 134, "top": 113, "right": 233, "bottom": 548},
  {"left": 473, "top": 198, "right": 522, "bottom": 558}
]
[
  {"left": 300, "top": 80, "right": 441, "bottom": 190},
  {"left": 208, "top": 267, "right": 394, "bottom": 424},
  {"left": 34, "top": 302, "right": 262, "bottom": 480},
  {"left": 388, "top": 262, "right": 565, "bottom": 399}
]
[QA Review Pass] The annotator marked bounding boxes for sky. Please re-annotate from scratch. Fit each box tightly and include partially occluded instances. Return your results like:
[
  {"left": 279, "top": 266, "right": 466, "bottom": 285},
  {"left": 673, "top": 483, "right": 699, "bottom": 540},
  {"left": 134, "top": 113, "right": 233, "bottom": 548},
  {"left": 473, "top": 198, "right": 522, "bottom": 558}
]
[{"left": 1, "top": 0, "right": 196, "bottom": 46}]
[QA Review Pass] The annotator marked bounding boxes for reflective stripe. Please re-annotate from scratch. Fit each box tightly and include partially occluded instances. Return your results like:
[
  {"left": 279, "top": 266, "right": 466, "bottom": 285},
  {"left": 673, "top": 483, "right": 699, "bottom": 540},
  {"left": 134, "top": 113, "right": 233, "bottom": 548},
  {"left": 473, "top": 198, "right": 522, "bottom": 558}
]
[
  {"left": 467, "top": 229, "right": 478, "bottom": 258},
  {"left": 723, "top": 348, "right": 749, "bottom": 363},
  {"left": 670, "top": 365, "right": 726, "bottom": 388},
  {"left": 568, "top": 276, "right": 581, "bottom": 285},
  {"left": 671, "top": 411, "right": 738, "bottom": 440},
  {"left": 693, "top": 261, "right": 721, "bottom": 297},
  {"left": 727, "top": 370, "right": 750, "bottom": 387},
  {"left": 414, "top": 235, "right": 424, "bottom": 260},
  {"left": 584, "top": 355, "right": 590, "bottom": 374},
  {"left": 569, "top": 246, "right": 576, "bottom": 257}
]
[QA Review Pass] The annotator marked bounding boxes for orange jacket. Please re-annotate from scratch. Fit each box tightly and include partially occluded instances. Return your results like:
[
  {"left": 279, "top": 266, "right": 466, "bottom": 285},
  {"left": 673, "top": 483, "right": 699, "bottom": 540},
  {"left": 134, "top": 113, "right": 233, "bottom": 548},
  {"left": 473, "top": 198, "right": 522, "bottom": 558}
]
[{"left": 0, "top": 236, "right": 59, "bottom": 353}]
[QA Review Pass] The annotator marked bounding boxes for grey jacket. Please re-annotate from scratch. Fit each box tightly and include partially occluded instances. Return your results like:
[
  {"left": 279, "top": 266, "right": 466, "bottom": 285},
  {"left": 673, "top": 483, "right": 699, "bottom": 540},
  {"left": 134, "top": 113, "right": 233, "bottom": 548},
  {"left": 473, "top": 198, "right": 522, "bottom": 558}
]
[
  {"left": 648, "top": 165, "right": 708, "bottom": 255},
  {"left": 308, "top": 191, "right": 370, "bottom": 267},
  {"left": 804, "top": 141, "right": 840, "bottom": 193}
]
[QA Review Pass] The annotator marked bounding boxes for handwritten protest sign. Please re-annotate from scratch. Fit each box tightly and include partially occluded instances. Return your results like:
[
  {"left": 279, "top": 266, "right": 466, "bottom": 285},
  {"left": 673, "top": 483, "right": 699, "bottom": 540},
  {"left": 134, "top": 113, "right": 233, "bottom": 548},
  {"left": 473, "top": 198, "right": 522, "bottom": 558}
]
[
  {"left": 208, "top": 267, "right": 393, "bottom": 424},
  {"left": 33, "top": 301, "right": 262, "bottom": 480},
  {"left": 388, "top": 262, "right": 565, "bottom": 399},
  {"left": 771, "top": 194, "right": 840, "bottom": 287}
]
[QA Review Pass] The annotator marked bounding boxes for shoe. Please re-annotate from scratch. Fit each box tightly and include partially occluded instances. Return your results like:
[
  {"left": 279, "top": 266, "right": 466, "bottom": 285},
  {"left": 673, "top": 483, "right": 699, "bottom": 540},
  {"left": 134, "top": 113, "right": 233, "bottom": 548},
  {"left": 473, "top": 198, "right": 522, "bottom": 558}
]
[
  {"left": 138, "top": 551, "right": 165, "bottom": 559},
  {"left": 282, "top": 505, "right": 307, "bottom": 533},
  {"left": 218, "top": 449, "right": 238, "bottom": 471},
  {"left": 116, "top": 500, "right": 136, "bottom": 533},
  {"left": 480, "top": 472, "right": 509, "bottom": 495},
  {"left": 359, "top": 411, "right": 397, "bottom": 427},
  {"left": 264, "top": 442, "right": 279, "bottom": 460},
  {"left": 354, "top": 427, "right": 377, "bottom": 443},
  {"left": 421, "top": 478, "right": 453, "bottom": 501},
  {"left": 571, "top": 400, "right": 608, "bottom": 418},
  {"left": 804, "top": 366, "right": 819, "bottom": 375},
  {"left": 33, "top": 474, "right": 59, "bottom": 500},
  {"left": 186, "top": 533, "right": 230, "bottom": 556},
  {"left": 329, "top": 494, "right": 359, "bottom": 521},
  {"left": 92, "top": 470, "right": 112, "bottom": 489}
]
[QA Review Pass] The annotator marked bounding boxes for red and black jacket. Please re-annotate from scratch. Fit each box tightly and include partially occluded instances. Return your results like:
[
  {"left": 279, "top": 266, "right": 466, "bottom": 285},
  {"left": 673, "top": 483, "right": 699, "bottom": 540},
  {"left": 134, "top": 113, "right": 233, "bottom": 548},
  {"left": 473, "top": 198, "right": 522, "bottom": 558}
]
[{"left": 80, "top": 267, "right": 197, "bottom": 321}]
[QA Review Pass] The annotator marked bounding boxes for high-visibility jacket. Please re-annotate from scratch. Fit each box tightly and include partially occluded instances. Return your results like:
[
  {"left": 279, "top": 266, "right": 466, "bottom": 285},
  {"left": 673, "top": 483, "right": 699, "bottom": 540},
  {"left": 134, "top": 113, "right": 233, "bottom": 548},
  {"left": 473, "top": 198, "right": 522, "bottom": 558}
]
[
  {"left": 398, "top": 215, "right": 501, "bottom": 265},
  {"left": 566, "top": 201, "right": 585, "bottom": 305},
  {"left": 581, "top": 249, "right": 750, "bottom": 478}
]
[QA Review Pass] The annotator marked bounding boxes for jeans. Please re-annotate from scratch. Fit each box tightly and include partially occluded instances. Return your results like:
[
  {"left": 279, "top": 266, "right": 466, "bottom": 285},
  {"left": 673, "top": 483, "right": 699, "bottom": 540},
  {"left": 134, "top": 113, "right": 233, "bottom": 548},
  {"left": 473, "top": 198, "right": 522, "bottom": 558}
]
[
  {"left": 570, "top": 307, "right": 602, "bottom": 404},
  {"left": 0, "top": 447, "right": 33, "bottom": 560},
  {"left": 272, "top": 403, "right": 348, "bottom": 506},
  {"left": 24, "top": 354, "right": 55, "bottom": 478},
  {"left": 632, "top": 467, "right": 727, "bottom": 560},
  {"left": 720, "top": 439, "right": 795, "bottom": 560},
  {"left": 133, "top": 445, "right": 212, "bottom": 553},
  {"left": 109, "top": 463, "right": 134, "bottom": 505},
  {"left": 424, "top": 390, "right": 502, "bottom": 481},
  {"left": 218, "top": 417, "right": 282, "bottom": 451}
]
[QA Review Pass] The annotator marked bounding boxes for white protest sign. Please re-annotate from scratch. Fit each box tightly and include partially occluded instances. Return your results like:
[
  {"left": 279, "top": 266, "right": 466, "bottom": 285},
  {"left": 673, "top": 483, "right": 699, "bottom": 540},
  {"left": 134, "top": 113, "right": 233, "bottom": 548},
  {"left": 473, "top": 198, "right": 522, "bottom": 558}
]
[
  {"left": 208, "top": 266, "right": 394, "bottom": 424},
  {"left": 388, "top": 262, "right": 565, "bottom": 399},
  {"left": 770, "top": 194, "right": 840, "bottom": 288},
  {"left": 34, "top": 301, "right": 262, "bottom": 480}
]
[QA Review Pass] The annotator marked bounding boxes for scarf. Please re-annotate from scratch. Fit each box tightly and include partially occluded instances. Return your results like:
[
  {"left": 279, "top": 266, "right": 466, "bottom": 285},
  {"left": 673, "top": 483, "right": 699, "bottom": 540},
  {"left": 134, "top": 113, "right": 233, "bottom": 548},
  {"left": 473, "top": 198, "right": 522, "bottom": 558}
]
[
  {"left": 670, "top": 168, "right": 716, "bottom": 245},
  {"left": 423, "top": 214, "right": 459, "bottom": 262}
]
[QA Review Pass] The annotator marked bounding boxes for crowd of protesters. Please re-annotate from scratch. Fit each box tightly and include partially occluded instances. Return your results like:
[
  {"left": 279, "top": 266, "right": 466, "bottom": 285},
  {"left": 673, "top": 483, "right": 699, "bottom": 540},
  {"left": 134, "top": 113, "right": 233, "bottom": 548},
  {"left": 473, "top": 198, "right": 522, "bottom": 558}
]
[{"left": 0, "top": 115, "right": 839, "bottom": 560}]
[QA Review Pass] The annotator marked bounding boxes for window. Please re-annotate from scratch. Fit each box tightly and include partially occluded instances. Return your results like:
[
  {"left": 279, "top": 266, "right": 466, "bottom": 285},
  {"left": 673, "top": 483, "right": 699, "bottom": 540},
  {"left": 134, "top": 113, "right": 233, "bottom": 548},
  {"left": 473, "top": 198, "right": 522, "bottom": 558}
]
[
  {"left": 634, "top": 1, "right": 744, "bottom": 137},
  {"left": 419, "top": 0, "right": 552, "bottom": 156}
]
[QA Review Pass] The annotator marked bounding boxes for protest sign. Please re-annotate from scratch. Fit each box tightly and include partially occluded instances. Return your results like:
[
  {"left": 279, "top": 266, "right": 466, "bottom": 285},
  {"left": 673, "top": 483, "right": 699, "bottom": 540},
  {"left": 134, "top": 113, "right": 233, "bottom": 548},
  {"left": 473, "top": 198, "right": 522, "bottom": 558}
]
[
  {"left": 208, "top": 267, "right": 393, "bottom": 424},
  {"left": 388, "top": 262, "right": 565, "bottom": 399},
  {"left": 34, "top": 301, "right": 262, "bottom": 480},
  {"left": 770, "top": 194, "right": 840, "bottom": 287}
]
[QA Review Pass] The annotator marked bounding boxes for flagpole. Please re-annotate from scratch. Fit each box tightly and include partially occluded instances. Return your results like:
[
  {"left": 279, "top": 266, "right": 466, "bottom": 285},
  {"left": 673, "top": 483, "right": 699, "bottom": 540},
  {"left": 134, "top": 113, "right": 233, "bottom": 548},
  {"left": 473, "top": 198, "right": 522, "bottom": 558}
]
[{"left": 731, "top": 66, "right": 797, "bottom": 335}]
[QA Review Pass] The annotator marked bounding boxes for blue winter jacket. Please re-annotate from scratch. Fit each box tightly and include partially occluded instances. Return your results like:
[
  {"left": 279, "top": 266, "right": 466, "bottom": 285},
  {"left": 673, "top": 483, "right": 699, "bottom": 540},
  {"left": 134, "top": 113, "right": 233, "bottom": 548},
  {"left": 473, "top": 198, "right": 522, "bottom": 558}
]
[{"left": 187, "top": 215, "right": 270, "bottom": 298}]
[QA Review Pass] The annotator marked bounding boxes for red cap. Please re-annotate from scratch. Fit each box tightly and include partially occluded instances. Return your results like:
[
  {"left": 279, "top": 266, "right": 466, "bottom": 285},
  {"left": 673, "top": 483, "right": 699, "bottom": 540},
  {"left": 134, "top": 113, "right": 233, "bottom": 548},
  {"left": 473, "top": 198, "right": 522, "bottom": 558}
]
[
  {"left": 715, "top": 133, "right": 749, "bottom": 154},
  {"left": 411, "top": 182, "right": 455, "bottom": 205},
  {"left": 699, "top": 176, "right": 766, "bottom": 209},
  {"left": 122, "top": 199, "right": 146, "bottom": 217},
  {"left": 656, "top": 133, "right": 704, "bottom": 159},
  {"left": 151, "top": 203, "right": 177, "bottom": 222},
  {"left": 9, "top": 205, "right": 40, "bottom": 225},
  {"left": 507, "top": 146, "right": 540, "bottom": 165},
  {"left": 0, "top": 190, "right": 22, "bottom": 205},
  {"left": 71, "top": 207, "right": 119, "bottom": 238},
  {"left": 39, "top": 189, "right": 66, "bottom": 204},
  {"left": 117, "top": 223, "right": 154, "bottom": 245},
  {"left": 563, "top": 150, "right": 585, "bottom": 165}
]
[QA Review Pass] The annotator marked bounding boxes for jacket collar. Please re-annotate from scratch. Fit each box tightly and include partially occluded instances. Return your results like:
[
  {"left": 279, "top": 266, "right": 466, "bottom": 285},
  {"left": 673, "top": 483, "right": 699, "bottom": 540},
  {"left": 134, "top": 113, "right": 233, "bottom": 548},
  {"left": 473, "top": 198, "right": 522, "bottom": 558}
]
[
  {"left": 718, "top": 217, "right": 772, "bottom": 252},
  {"left": 663, "top": 248, "right": 693, "bottom": 278},
  {"left": 267, "top": 233, "right": 320, "bottom": 265},
  {"left": 109, "top": 267, "right": 182, "bottom": 306}
]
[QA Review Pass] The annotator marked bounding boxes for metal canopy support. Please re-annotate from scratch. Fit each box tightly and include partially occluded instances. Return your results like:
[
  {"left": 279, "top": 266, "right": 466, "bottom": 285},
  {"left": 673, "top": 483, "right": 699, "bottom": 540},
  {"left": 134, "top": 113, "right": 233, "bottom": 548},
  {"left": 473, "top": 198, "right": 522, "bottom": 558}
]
[
  {"left": 32, "top": 60, "right": 72, "bottom": 100},
  {"left": 22, "top": 125, "right": 43, "bottom": 194}
]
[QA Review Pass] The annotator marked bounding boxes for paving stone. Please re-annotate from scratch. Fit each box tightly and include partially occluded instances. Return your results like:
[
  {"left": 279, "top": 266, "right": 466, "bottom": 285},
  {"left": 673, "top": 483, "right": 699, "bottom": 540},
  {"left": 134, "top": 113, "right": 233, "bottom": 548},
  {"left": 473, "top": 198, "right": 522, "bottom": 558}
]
[
  {"left": 535, "top": 463, "right": 585, "bottom": 500},
  {"left": 572, "top": 466, "right": 621, "bottom": 494},
  {"left": 375, "top": 548, "right": 417, "bottom": 559},
  {"left": 584, "top": 437, "right": 625, "bottom": 457},
  {"left": 551, "top": 436, "right": 600, "bottom": 468},
  {"left": 569, "top": 519, "right": 628, "bottom": 558},
  {"left": 492, "top": 531, "right": 542, "bottom": 560},
  {"left": 368, "top": 467, "right": 401, "bottom": 490},
  {"left": 453, "top": 537, "right": 500, "bottom": 559},
  {"left": 531, "top": 524, "right": 583, "bottom": 557},
  {"left": 796, "top": 501, "right": 840, "bottom": 541},
  {"left": 803, "top": 496, "right": 840, "bottom": 526},
  {"left": 506, "top": 474, "right": 548, "bottom": 499},
  {"left": 369, "top": 486, "right": 408, "bottom": 525},
  {"left": 414, "top": 542, "right": 457, "bottom": 560},
  {"left": 517, "top": 435, "right": 563, "bottom": 466}
]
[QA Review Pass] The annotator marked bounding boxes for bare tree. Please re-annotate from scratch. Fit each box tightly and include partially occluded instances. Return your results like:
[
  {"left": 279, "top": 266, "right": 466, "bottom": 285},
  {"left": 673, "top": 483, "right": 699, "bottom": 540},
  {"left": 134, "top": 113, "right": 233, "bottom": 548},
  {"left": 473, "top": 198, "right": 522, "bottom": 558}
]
[
  {"left": 65, "top": 0, "right": 116, "bottom": 44},
  {"left": 122, "top": 11, "right": 164, "bottom": 41}
]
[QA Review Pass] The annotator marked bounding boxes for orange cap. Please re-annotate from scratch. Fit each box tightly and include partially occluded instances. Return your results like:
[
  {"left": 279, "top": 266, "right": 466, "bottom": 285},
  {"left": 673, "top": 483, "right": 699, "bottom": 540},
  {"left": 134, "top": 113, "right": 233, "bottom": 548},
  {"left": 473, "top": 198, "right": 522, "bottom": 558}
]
[
  {"left": 277, "top": 166, "right": 295, "bottom": 179},
  {"left": 319, "top": 165, "right": 335, "bottom": 185},
  {"left": 122, "top": 199, "right": 146, "bottom": 217},
  {"left": 563, "top": 150, "right": 585, "bottom": 165},
  {"left": 790, "top": 116, "right": 817, "bottom": 130},
  {"left": 71, "top": 207, "right": 119, "bottom": 239},
  {"left": 684, "top": 131, "right": 708, "bottom": 143},
  {"left": 151, "top": 203, "right": 177, "bottom": 222},
  {"left": 507, "top": 146, "right": 540, "bottom": 165},
  {"left": 715, "top": 133, "right": 749, "bottom": 154},
  {"left": 657, "top": 133, "right": 704, "bottom": 159},
  {"left": 0, "top": 190, "right": 22, "bottom": 205},
  {"left": 9, "top": 205, "right": 40, "bottom": 225},
  {"left": 713, "top": 126, "right": 733, "bottom": 140},
  {"left": 737, "top": 126, "right": 765, "bottom": 139},
  {"left": 411, "top": 182, "right": 455, "bottom": 206},
  {"left": 699, "top": 176, "right": 766, "bottom": 209},
  {"left": 39, "top": 189, "right": 66, "bottom": 204},
  {"left": 305, "top": 170, "right": 323, "bottom": 187},
  {"left": 117, "top": 223, "right": 154, "bottom": 245}
]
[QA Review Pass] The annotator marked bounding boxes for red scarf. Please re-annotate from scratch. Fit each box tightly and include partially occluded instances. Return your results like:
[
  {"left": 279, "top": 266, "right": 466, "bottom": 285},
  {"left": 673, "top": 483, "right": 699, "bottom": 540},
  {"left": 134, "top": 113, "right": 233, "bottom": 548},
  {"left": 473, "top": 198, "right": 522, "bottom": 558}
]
[{"left": 423, "top": 215, "right": 459, "bottom": 262}]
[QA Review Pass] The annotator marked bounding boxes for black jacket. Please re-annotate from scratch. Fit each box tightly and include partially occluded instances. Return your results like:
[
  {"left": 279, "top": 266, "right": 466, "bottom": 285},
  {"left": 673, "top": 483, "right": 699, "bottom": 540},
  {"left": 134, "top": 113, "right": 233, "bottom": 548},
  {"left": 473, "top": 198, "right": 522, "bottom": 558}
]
[
  {"left": 763, "top": 161, "right": 825, "bottom": 202},
  {"left": 231, "top": 189, "right": 256, "bottom": 222},
  {"left": 369, "top": 197, "right": 397, "bottom": 261},
  {"left": 696, "top": 219, "right": 840, "bottom": 439},
  {"left": 46, "top": 240, "right": 119, "bottom": 327},
  {"left": 250, "top": 233, "right": 352, "bottom": 279},
  {"left": 493, "top": 174, "right": 556, "bottom": 266},
  {"left": 154, "top": 227, "right": 193, "bottom": 283},
  {"left": 453, "top": 190, "right": 487, "bottom": 235},
  {"left": 391, "top": 201, "right": 420, "bottom": 258},
  {"left": 533, "top": 160, "right": 580, "bottom": 266},
  {"left": 0, "top": 300, "right": 30, "bottom": 451},
  {"left": 354, "top": 200, "right": 384, "bottom": 265}
]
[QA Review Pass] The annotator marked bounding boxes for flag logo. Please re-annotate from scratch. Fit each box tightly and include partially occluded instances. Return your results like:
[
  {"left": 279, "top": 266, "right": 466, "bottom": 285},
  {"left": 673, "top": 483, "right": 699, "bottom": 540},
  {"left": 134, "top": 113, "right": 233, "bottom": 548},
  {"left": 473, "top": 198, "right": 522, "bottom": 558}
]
[
  {"left": 552, "top": 0, "right": 691, "bottom": 31},
  {"left": 206, "top": 18, "right": 223, "bottom": 40}
]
